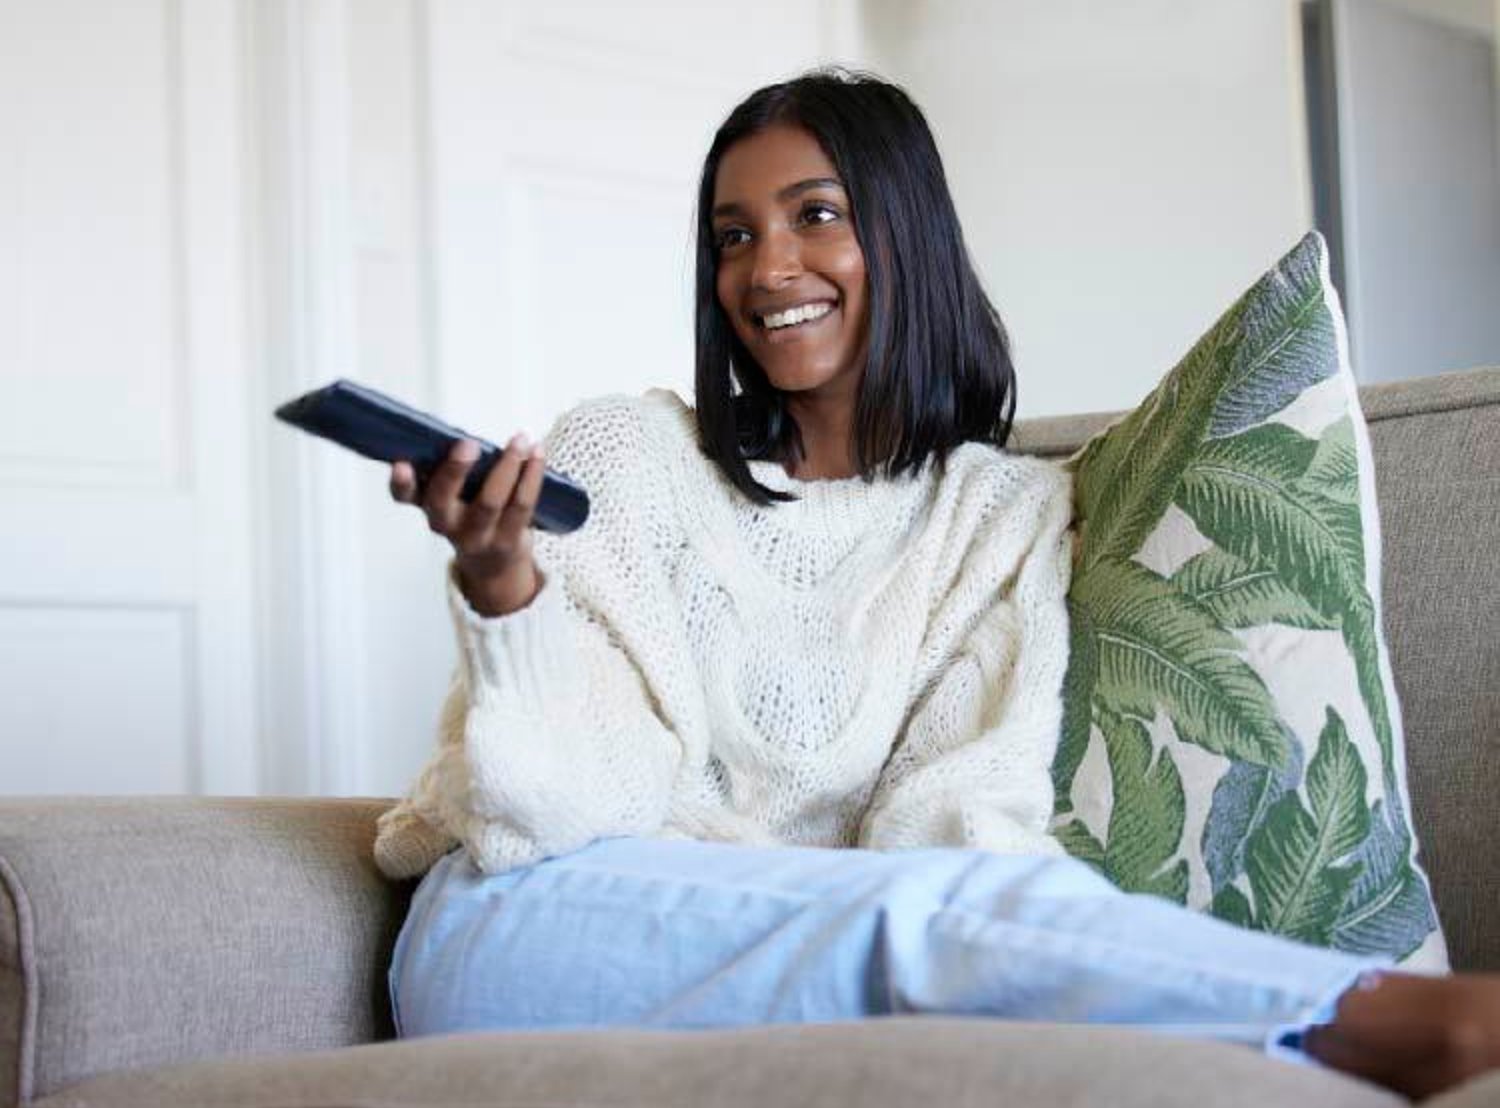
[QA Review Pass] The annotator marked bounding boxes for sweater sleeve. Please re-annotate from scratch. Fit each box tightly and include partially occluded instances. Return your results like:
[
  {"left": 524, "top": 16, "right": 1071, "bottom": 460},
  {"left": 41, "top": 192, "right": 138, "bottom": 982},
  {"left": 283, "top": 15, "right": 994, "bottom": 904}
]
[
  {"left": 857, "top": 460, "right": 1074, "bottom": 858},
  {"left": 374, "top": 395, "right": 687, "bottom": 879}
]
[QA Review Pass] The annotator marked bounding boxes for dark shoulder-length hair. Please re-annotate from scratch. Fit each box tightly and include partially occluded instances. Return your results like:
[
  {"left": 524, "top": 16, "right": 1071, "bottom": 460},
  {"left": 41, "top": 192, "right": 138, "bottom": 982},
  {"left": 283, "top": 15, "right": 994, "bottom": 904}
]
[{"left": 693, "top": 67, "right": 1018, "bottom": 507}]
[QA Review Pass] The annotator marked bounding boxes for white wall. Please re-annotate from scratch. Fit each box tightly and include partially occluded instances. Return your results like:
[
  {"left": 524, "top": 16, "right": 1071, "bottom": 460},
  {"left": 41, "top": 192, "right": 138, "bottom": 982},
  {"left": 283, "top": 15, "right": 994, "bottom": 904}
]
[
  {"left": 11, "top": 0, "right": 1487, "bottom": 799},
  {"left": 860, "top": 0, "right": 1315, "bottom": 418}
]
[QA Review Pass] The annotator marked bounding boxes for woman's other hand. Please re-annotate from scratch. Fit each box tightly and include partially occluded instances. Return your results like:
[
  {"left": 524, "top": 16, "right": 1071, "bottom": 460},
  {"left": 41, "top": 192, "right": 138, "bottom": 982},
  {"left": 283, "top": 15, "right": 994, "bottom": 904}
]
[
  {"left": 1306, "top": 971, "right": 1500, "bottom": 1100},
  {"left": 390, "top": 433, "right": 548, "bottom": 618}
]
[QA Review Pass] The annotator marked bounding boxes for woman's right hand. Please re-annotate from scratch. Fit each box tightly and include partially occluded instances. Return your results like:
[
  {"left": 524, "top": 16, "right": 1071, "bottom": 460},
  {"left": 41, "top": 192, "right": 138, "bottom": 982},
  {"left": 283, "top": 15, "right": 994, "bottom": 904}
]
[{"left": 390, "top": 433, "right": 549, "bottom": 618}]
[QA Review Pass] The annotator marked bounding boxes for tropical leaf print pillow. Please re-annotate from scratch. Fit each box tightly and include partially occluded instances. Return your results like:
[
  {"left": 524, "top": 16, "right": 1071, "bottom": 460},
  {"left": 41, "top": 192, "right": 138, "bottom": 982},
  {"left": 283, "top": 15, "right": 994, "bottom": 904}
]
[{"left": 1049, "top": 231, "right": 1447, "bottom": 969}]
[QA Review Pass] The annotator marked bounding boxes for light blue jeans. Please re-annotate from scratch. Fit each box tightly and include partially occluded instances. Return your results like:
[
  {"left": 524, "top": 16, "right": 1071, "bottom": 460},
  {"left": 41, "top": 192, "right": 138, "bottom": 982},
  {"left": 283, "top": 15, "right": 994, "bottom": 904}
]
[{"left": 389, "top": 836, "right": 1383, "bottom": 1060}]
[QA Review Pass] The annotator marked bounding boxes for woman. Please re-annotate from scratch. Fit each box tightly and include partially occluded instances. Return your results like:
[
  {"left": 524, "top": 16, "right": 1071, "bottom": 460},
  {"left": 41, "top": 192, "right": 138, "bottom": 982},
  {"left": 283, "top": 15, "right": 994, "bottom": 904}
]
[{"left": 376, "top": 68, "right": 1498, "bottom": 1100}]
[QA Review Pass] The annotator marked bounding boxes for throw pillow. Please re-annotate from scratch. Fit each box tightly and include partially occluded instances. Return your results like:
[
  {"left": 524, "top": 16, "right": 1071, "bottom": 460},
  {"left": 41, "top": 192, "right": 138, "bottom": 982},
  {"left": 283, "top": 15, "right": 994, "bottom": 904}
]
[{"left": 1049, "top": 231, "right": 1447, "bottom": 969}]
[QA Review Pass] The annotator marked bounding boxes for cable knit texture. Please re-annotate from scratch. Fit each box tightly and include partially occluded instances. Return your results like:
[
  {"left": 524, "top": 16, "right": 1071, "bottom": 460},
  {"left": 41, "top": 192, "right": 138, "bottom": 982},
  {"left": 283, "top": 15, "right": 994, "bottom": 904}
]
[{"left": 374, "top": 388, "right": 1075, "bottom": 879}]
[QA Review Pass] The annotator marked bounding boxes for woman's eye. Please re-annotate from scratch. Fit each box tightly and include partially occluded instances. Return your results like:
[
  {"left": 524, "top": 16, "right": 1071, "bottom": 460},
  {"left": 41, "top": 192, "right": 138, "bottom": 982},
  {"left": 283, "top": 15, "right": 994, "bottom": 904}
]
[{"left": 714, "top": 205, "right": 837, "bottom": 249}]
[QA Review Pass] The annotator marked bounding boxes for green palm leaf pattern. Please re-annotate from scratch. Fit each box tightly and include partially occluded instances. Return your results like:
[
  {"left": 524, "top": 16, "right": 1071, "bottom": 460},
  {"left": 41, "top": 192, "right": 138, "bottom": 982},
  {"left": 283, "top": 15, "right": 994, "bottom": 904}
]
[
  {"left": 1098, "top": 709, "right": 1188, "bottom": 903},
  {"left": 1245, "top": 708, "right": 1370, "bottom": 944},
  {"left": 1212, "top": 884, "right": 1255, "bottom": 929},
  {"left": 1174, "top": 420, "right": 1397, "bottom": 771},
  {"left": 1201, "top": 730, "right": 1305, "bottom": 895},
  {"left": 1069, "top": 313, "right": 1240, "bottom": 569},
  {"left": 1175, "top": 424, "right": 1355, "bottom": 619},
  {"left": 1051, "top": 600, "right": 1099, "bottom": 812},
  {"left": 1209, "top": 232, "right": 1339, "bottom": 439},
  {"left": 1332, "top": 799, "right": 1436, "bottom": 958},
  {"left": 1172, "top": 548, "right": 1338, "bottom": 631},
  {"left": 1052, "top": 232, "right": 1437, "bottom": 961},
  {"left": 1072, "top": 558, "right": 1287, "bottom": 767},
  {"left": 1053, "top": 818, "right": 1105, "bottom": 869},
  {"left": 1345, "top": 593, "right": 1402, "bottom": 794},
  {"left": 1302, "top": 416, "right": 1359, "bottom": 501}
]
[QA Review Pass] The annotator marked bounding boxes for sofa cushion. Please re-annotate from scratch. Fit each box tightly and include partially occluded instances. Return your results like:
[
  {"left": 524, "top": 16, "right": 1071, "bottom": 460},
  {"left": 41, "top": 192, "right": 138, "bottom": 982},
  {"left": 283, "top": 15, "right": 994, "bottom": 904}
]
[
  {"left": 1424, "top": 1070, "right": 1500, "bottom": 1108},
  {"left": 1015, "top": 365, "right": 1500, "bottom": 973},
  {"left": 1048, "top": 232, "right": 1445, "bottom": 967},
  {"left": 33, "top": 1018, "right": 1404, "bottom": 1108}
]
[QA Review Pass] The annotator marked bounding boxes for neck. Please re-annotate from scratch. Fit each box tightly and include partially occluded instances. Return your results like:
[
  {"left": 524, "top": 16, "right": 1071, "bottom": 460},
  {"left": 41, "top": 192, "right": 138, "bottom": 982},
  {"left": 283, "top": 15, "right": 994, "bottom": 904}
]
[
  {"left": 782, "top": 390, "right": 857, "bottom": 480},
  {"left": 785, "top": 451, "right": 857, "bottom": 481}
]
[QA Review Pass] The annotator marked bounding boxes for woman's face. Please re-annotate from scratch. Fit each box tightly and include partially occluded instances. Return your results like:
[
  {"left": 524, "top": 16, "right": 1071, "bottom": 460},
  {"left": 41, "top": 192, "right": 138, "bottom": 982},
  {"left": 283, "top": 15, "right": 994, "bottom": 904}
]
[{"left": 711, "top": 123, "right": 869, "bottom": 397}]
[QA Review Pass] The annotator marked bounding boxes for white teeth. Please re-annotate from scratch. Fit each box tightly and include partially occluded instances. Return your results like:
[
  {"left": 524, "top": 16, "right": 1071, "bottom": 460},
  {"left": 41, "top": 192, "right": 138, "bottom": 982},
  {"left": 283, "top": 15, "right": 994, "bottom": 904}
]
[{"left": 761, "top": 302, "right": 833, "bottom": 330}]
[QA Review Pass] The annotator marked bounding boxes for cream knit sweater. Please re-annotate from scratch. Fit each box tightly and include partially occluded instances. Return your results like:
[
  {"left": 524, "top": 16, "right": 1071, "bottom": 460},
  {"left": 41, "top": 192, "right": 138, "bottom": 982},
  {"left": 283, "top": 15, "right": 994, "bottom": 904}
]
[{"left": 374, "top": 387, "right": 1075, "bottom": 879}]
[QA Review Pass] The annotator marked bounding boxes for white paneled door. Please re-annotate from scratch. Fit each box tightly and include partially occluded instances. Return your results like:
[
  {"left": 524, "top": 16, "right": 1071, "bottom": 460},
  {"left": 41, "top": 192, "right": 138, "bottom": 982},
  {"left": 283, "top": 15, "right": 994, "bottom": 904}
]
[
  {"left": 422, "top": 0, "right": 861, "bottom": 454},
  {"left": 0, "top": 0, "right": 861, "bottom": 798},
  {"left": 0, "top": 0, "right": 259, "bottom": 794}
]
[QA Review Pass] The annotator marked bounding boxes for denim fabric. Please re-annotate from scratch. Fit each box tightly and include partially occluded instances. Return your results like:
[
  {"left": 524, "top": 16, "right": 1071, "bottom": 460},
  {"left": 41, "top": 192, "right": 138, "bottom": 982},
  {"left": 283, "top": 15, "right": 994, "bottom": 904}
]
[{"left": 389, "top": 836, "right": 1383, "bottom": 1060}]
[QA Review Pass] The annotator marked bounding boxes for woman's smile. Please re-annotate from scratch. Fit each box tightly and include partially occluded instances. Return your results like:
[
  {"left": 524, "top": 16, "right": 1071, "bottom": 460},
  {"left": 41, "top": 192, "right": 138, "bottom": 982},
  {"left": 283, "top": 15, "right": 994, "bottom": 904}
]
[{"left": 754, "top": 300, "right": 838, "bottom": 341}]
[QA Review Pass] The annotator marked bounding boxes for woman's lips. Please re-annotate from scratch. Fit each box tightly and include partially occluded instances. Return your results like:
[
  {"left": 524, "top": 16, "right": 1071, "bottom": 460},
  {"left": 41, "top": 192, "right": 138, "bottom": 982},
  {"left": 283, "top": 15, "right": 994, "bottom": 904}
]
[{"left": 754, "top": 303, "right": 838, "bottom": 345}]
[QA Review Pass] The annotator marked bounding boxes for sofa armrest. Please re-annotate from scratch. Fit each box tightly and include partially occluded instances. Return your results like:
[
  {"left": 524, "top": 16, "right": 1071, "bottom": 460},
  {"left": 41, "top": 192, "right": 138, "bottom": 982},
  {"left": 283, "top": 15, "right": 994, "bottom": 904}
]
[{"left": 0, "top": 797, "right": 410, "bottom": 1107}]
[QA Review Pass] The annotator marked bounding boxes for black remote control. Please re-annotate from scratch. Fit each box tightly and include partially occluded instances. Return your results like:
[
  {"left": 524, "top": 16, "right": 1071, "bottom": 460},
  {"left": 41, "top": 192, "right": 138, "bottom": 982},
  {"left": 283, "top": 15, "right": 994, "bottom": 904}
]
[{"left": 274, "top": 379, "right": 590, "bottom": 535}]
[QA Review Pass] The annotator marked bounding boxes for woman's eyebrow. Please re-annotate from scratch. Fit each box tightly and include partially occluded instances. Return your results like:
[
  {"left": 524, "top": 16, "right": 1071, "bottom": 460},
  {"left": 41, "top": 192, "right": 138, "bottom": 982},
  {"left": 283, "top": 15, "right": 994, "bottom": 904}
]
[{"left": 712, "top": 177, "right": 845, "bottom": 220}]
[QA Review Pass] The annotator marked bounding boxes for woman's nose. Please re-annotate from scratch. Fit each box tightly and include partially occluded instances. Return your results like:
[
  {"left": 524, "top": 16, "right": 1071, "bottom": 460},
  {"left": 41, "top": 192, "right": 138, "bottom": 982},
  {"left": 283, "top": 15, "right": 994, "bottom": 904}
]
[{"left": 750, "top": 228, "right": 801, "bottom": 289}]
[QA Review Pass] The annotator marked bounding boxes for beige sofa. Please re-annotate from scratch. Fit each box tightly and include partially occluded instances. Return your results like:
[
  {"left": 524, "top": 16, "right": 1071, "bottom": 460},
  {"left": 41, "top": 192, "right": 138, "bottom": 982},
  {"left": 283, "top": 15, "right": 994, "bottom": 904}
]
[{"left": 3, "top": 366, "right": 1497, "bottom": 1108}]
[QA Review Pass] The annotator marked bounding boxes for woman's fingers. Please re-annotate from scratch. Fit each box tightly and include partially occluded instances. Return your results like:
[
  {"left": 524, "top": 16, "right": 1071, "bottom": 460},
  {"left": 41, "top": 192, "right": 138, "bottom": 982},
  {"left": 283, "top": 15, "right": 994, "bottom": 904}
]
[
  {"left": 389, "top": 460, "right": 417, "bottom": 503},
  {"left": 493, "top": 443, "right": 546, "bottom": 546},
  {"left": 452, "top": 434, "right": 531, "bottom": 553},
  {"left": 421, "top": 438, "right": 481, "bottom": 535},
  {"left": 397, "top": 432, "right": 546, "bottom": 559}
]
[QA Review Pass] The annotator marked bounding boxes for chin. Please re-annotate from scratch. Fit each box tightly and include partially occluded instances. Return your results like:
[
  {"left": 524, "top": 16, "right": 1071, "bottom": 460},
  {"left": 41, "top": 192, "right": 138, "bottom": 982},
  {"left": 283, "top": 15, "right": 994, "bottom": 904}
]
[{"left": 763, "top": 362, "right": 839, "bottom": 392}]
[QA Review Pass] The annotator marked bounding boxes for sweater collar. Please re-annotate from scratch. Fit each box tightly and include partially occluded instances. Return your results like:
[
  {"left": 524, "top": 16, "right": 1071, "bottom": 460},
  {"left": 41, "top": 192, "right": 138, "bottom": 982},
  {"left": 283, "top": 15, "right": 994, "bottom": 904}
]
[
  {"left": 743, "top": 455, "right": 938, "bottom": 544},
  {"left": 645, "top": 387, "right": 938, "bottom": 539}
]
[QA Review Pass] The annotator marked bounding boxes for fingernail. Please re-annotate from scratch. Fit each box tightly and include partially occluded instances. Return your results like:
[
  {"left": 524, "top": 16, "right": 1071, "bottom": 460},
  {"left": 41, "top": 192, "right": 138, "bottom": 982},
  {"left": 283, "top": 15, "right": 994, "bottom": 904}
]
[
  {"left": 1355, "top": 970, "right": 1386, "bottom": 992},
  {"left": 515, "top": 433, "right": 532, "bottom": 451},
  {"left": 454, "top": 439, "right": 478, "bottom": 461}
]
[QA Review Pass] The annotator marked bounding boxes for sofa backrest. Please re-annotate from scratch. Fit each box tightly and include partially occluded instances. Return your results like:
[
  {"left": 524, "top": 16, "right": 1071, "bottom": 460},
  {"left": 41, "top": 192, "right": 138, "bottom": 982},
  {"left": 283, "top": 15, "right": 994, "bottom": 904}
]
[{"left": 1011, "top": 365, "right": 1500, "bottom": 972}]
